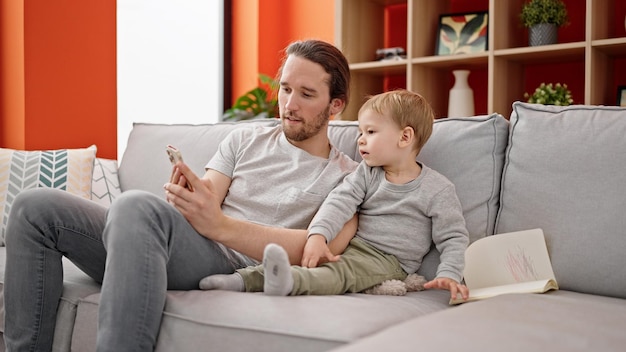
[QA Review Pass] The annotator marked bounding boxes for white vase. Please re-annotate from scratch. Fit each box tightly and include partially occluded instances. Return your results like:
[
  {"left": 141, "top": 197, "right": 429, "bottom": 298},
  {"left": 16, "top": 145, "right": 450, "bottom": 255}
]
[{"left": 448, "top": 70, "right": 474, "bottom": 118}]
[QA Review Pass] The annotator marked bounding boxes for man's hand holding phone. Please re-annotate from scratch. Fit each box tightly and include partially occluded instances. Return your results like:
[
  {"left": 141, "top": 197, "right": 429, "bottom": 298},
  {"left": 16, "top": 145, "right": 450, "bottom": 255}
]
[
  {"left": 166, "top": 145, "right": 194, "bottom": 191},
  {"left": 164, "top": 147, "right": 227, "bottom": 240}
]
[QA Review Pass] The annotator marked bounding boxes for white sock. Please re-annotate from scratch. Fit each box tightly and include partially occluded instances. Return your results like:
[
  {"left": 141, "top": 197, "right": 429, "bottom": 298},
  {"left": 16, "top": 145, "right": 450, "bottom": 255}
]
[
  {"left": 199, "top": 273, "right": 245, "bottom": 292},
  {"left": 263, "top": 243, "right": 294, "bottom": 296}
]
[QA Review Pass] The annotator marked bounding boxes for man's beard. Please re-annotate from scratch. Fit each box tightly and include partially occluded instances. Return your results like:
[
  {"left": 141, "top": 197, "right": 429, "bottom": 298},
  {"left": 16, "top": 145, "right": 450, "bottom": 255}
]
[{"left": 282, "top": 105, "right": 331, "bottom": 142}]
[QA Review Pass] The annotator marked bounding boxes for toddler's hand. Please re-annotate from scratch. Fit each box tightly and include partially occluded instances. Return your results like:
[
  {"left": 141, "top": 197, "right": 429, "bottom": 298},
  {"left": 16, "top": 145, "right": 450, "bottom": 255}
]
[
  {"left": 424, "top": 277, "right": 469, "bottom": 301},
  {"left": 301, "top": 234, "right": 340, "bottom": 268}
]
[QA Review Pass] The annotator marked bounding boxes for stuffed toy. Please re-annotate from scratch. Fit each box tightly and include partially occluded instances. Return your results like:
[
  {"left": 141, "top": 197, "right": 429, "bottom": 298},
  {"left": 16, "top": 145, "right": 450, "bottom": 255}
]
[{"left": 364, "top": 273, "right": 427, "bottom": 296}]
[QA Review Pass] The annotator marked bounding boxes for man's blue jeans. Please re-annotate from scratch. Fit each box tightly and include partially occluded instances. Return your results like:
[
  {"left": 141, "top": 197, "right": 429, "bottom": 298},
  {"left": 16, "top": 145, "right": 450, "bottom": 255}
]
[{"left": 4, "top": 188, "right": 238, "bottom": 351}]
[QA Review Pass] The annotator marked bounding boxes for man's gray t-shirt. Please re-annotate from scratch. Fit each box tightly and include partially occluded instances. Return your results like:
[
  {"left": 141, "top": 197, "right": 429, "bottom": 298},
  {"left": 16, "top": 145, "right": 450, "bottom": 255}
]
[
  {"left": 206, "top": 124, "right": 358, "bottom": 266},
  {"left": 308, "top": 161, "right": 469, "bottom": 282}
]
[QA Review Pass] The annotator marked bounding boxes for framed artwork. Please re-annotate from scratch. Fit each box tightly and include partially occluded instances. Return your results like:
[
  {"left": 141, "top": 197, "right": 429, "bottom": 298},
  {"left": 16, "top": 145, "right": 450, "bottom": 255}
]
[
  {"left": 618, "top": 86, "right": 626, "bottom": 107},
  {"left": 436, "top": 12, "right": 489, "bottom": 56}
]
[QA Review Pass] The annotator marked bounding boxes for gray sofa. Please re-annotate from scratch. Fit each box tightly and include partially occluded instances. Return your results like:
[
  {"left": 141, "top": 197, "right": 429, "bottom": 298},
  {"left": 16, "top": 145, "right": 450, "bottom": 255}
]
[{"left": 1, "top": 102, "right": 625, "bottom": 351}]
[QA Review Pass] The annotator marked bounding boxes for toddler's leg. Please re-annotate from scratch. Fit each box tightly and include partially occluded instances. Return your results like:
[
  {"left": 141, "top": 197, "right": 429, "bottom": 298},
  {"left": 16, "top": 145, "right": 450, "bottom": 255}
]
[
  {"left": 263, "top": 244, "right": 294, "bottom": 296},
  {"left": 199, "top": 273, "right": 245, "bottom": 291}
]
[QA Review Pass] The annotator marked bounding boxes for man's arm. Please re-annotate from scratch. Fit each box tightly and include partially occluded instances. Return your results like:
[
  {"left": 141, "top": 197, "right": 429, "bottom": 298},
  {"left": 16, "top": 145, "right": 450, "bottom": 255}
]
[
  {"left": 207, "top": 210, "right": 357, "bottom": 265},
  {"left": 165, "top": 162, "right": 357, "bottom": 264}
]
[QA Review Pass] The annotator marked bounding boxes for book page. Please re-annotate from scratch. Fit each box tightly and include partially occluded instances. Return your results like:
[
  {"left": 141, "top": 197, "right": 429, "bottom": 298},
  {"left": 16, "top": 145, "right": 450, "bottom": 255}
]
[
  {"left": 451, "top": 279, "right": 558, "bottom": 305},
  {"left": 463, "top": 228, "right": 556, "bottom": 290}
]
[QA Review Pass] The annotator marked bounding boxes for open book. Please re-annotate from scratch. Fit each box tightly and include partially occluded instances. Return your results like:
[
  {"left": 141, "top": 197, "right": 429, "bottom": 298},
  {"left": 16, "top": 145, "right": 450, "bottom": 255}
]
[{"left": 450, "top": 228, "right": 558, "bottom": 305}]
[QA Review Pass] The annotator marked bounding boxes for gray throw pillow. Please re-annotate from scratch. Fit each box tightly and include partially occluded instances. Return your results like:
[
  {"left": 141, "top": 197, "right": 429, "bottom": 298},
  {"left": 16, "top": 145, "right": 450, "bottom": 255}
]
[{"left": 496, "top": 102, "right": 626, "bottom": 299}]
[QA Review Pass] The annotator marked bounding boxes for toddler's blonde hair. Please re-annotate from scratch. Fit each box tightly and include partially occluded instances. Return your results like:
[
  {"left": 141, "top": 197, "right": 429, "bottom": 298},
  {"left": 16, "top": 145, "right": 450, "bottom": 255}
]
[{"left": 359, "top": 89, "right": 434, "bottom": 152}]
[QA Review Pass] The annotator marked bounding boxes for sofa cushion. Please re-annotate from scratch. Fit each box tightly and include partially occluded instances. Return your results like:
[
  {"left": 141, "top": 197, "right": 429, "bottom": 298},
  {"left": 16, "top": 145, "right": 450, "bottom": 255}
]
[
  {"left": 90, "top": 158, "right": 122, "bottom": 207},
  {"left": 118, "top": 120, "right": 361, "bottom": 197},
  {"left": 326, "top": 120, "right": 361, "bottom": 162},
  {"left": 328, "top": 291, "right": 626, "bottom": 352},
  {"left": 416, "top": 114, "right": 509, "bottom": 279},
  {"left": 119, "top": 120, "right": 278, "bottom": 196},
  {"left": 496, "top": 102, "right": 626, "bottom": 299},
  {"left": 68, "top": 289, "right": 451, "bottom": 352},
  {"left": 0, "top": 145, "right": 97, "bottom": 245}
]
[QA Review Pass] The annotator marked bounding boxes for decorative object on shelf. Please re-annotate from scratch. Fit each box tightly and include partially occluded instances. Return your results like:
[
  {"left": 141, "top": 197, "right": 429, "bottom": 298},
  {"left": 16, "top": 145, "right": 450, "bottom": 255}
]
[
  {"left": 524, "top": 83, "right": 573, "bottom": 106},
  {"left": 376, "top": 47, "right": 406, "bottom": 61},
  {"left": 528, "top": 23, "right": 558, "bottom": 46},
  {"left": 223, "top": 74, "right": 278, "bottom": 121},
  {"left": 617, "top": 86, "right": 626, "bottom": 107},
  {"left": 520, "top": 0, "right": 569, "bottom": 46},
  {"left": 436, "top": 12, "right": 488, "bottom": 56},
  {"left": 448, "top": 70, "right": 475, "bottom": 118}
]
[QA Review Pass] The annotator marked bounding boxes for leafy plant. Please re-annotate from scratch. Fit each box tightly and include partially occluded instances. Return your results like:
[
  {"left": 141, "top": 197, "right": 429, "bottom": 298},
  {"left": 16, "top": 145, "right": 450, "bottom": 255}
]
[
  {"left": 524, "top": 83, "right": 573, "bottom": 106},
  {"left": 223, "top": 74, "right": 278, "bottom": 121},
  {"left": 520, "top": 0, "right": 569, "bottom": 27}
]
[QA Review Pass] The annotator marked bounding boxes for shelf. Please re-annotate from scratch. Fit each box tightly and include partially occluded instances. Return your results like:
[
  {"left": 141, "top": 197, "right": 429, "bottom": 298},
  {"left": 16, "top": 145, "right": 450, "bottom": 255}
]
[
  {"left": 336, "top": 0, "right": 626, "bottom": 120},
  {"left": 494, "top": 42, "right": 586, "bottom": 63},
  {"left": 411, "top": 53, "right": 489, "bottom": 68},
  {"left": 592, "top": 37, "right": 626, "bottom": 55},
  {"left": 366, "top": 0, "right": 406, "bottom": 5},
  {"left": 350, "top": 60, "right": 407, "bottom": 74}
]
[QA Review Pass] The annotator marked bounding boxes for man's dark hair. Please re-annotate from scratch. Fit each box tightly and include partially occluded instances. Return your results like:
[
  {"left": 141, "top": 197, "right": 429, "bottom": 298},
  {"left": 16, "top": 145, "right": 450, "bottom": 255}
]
[{"left": 279, "top": 39, "right": 351, "bottom": 109}]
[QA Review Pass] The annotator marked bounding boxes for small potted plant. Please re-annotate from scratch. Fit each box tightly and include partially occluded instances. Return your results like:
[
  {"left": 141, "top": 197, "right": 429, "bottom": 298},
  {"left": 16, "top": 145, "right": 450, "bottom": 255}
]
[
  {"left": 520, "top": 0, "right": 569, "bottom": 46},
  {"left": 223, "top": 74, "right": 278, "bottom": 121},
  {"left": 524, "top": 82, "right": 573, "bottom": 106}
]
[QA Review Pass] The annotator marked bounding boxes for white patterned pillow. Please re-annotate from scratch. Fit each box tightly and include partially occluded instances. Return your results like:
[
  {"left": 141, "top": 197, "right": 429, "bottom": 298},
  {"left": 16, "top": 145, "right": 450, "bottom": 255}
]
[
  {"left": 0, "top": 145, "right": 97, "bottom": 245},
  {"left": 91, "top": 158, "right": 121, "bottom": 206}
]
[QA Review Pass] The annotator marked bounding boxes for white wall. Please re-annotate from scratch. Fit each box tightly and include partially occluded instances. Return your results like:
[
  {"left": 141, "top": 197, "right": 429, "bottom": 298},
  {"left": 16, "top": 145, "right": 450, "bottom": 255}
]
[{"left": 117, "top": 0, "right": 223, "bottom": 161}]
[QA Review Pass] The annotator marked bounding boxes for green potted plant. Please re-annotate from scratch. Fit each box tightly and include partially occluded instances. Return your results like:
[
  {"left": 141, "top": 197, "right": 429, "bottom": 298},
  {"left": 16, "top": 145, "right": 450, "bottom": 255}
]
[
  {"left": 520, "top": 0, "right": 569, "bottom": 46},
  {"left": 524, "top": 82, "right": 573, "bottom": 106},
  {"left": 223, "top": 74, "right": 278, "bottom": 121}
]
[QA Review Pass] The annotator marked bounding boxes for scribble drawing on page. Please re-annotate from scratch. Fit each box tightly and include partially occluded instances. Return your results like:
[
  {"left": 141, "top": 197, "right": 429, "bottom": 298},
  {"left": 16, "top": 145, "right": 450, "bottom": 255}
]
[{"left": 505, "top": 245, "right": 538, "bottom": 282}]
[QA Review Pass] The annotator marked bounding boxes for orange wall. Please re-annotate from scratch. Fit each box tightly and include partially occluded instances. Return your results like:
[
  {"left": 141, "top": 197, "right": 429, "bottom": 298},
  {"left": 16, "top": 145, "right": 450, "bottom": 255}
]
[
  {"left": 231, "top": 0, "right": 259, "bottom": 106},
  {"left": 0, "top": 0, "right": 25, "bottom": 148},
  {"left": 2, "top": 1, "right": 333, "bottom": 158},
  {"left": 231, "top": 0, "right": 335, "bottom": 105},
  {"left": 0, "top": 0, "right": 117, "bottom": 159}
]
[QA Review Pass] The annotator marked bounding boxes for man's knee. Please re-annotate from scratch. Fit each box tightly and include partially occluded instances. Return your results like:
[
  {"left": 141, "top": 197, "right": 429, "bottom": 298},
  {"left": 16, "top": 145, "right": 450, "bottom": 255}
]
[
  {"left": 103, "top": 190, "right": 171, "bottom": 247},
  {"left": 10, "top": 188, "right": 59, "bottom": 215},
  {"left": 5, "top": 188, "right": 66, "bottom": 246},
  {"left": 108, "top": 190, "right": 163, "bottom": 215}
]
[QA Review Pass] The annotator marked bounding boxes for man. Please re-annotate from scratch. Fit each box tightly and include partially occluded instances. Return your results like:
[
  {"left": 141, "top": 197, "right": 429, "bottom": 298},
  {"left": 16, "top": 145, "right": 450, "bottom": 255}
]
[{"left": 4, "top": 39, "right": 358, "bottom": 351}]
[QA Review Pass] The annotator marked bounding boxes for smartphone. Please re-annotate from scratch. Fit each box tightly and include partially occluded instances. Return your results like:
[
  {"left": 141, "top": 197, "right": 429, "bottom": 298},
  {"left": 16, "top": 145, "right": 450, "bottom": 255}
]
[
  {"left": 166, "top": 145, "right": 193, "bottom": 190},
  {"left": 166, "top": 144, "right": 184, "bottom": 165}
]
